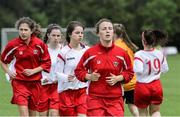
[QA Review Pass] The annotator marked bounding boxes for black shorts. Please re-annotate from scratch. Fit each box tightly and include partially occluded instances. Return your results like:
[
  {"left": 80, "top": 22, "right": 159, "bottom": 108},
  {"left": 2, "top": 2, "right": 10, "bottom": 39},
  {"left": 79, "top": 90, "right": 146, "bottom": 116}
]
[{"left": 123, "top": 90, "right": 135, "bottom": 104}]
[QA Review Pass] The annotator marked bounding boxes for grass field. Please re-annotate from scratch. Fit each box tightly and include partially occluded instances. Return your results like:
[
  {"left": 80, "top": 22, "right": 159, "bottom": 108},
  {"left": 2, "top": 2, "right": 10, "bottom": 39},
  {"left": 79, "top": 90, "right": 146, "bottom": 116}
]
[{"left": 0, "top": 54, "right": 180, "bottom": 116}]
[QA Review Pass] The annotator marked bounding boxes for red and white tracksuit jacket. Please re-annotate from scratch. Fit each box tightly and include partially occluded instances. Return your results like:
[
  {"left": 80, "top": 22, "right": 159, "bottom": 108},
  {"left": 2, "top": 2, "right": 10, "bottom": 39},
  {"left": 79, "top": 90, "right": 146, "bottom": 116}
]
[
  {"left": 1, "top": 35, "right": 51, "bottom": 81},
  {"left": 75, "top": 43, "right": 134, "bottom": 98}
]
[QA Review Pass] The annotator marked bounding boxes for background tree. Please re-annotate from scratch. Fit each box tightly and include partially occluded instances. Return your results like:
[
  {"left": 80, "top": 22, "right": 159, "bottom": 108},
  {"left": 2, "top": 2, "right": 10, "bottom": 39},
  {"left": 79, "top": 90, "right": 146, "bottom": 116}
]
[{"left": 0, "top": 0, "right": 179, "bottom": 51}]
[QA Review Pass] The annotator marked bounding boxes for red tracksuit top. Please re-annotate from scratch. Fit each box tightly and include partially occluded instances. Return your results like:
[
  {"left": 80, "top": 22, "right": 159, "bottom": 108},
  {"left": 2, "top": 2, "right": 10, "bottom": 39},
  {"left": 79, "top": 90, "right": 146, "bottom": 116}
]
[
  {"left": 1, "top": 35, "right": 51, "bottom": 81},
  {"left": 75, "top": 43, "right": 134, "bottom": 98}
]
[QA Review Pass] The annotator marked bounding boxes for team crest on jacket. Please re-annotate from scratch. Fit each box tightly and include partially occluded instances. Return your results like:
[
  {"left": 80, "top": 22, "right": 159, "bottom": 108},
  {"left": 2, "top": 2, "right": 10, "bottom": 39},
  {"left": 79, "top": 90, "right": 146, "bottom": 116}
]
[
  {"left": 33, "top": 49, "right": 38, "bottom": 54},
  {"left": 113, "top": 61, "right": 119, "bottom": 67}
]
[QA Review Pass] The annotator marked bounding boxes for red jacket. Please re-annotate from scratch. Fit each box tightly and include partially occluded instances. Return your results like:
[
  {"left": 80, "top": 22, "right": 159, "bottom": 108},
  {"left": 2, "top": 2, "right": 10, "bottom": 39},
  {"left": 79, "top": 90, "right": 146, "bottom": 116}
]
[
  {"left": 75, "top": 43, "right": 134, "bottom": 97},
  {"left": 1, "top": 36, "right": 51, "bottom": 81}
]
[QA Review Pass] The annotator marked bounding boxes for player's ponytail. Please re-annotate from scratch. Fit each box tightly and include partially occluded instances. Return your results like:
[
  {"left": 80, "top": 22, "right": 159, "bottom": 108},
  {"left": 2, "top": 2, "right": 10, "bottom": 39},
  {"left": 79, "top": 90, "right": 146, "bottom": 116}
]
[
  {"left": 152, "top": 30, "right": 168, "bottom": 46},
  {"left": 143, "top": 29, "right": 168, "bottom": 47},
  {"left": 33, "top": 23, "right": 42, "bottom": 38},
  {"left": 113, "top": 23, "right": 139, "bottom": 52}
]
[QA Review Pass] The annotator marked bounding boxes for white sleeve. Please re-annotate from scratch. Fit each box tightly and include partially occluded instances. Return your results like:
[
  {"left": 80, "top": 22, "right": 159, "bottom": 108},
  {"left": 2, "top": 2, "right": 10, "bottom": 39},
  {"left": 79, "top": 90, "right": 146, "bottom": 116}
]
[
  {"left": 5, "top": 73, "right": 10, "bottom": 82},
  {"left": 6, "top": 59, "right": 16, "bottom": 82},
  {"left": 161, "top": 56, "right": 169, "bottom": 73},
  {"left": 41, "top": 71, "right": 50, "bottom": 79},
  {"left": 55, "top": 54, "right": 68, "bottom": 82},
  {"left": 134, "top": 53, "right": 144, "bottom": 74},
  {"left": 134, "top": 59, "right": 144, "bottom": 74}
]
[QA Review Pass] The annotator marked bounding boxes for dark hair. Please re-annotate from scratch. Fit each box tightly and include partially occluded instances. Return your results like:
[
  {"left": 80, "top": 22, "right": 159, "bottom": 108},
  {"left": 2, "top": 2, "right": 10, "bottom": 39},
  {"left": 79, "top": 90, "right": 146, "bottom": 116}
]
[
  {"left": 113, "top": 23, "right": 139, "bottom": 52},
  {"left": 143, "top": 29, "right": 168, "bottom": 47},
  {"left": 15, "top": 17, "right": 42, "bottom": 38},
  {"left": 66, "top": 21, "right": 84, "bottom": 43},
  {"left": 95, "top": 18, "right": 112, "bottom": 34},
  {"left": 44, "top": 24, "right": 62, "bottom": 43}
]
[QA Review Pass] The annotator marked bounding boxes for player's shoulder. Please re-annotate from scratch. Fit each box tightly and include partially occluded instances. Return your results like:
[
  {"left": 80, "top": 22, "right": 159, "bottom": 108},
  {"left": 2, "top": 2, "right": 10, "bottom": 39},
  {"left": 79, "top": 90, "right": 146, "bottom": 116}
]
[
  {"left": 84, "top": 44, "right": 98, "bottom": 53},
  {"left": 134, "top": 50, "right": 145, "bottom": 57},
  {"left": 8, "top": 37, "right": 20, "bottom": 44},
  {"left": 5, "top": 37, "right": 22, "bottom": 48},
  {"left": 32, "top": 36, "right": 44, "bottom": 44},
  {"left": 153, "top": 49, "right": 164, "bottom": 58},
  {"left": 114, "top": 45, "right": 127, "bottom": 52},
  {"left": 59, "top": 45, "right": 71, "bottom": 54},
  {"left": 114, "top": 45, "right": 130, "bottom": 57},
  {"left": 154, "top": 48, "right": 163, "bottom": 54}
]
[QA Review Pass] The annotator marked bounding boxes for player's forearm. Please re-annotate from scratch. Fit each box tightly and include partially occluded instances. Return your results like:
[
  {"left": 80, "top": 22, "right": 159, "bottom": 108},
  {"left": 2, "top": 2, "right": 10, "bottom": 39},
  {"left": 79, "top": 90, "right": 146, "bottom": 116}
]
[{"left": 33, "top": 66, "right": 43, "bottom": 74}]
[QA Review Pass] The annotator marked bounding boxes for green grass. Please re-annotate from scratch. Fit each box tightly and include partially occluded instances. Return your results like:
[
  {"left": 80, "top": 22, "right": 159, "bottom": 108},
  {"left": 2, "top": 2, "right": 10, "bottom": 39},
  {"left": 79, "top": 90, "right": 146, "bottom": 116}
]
[
  {"left": 0, "top": 54, "right": 180, "bottom": 116},
  {"left": 159, "top": 54, "right": 180, "bottom": 116},
  {"left": 0, "top": 66, "right": 18, "bottom": 115}
]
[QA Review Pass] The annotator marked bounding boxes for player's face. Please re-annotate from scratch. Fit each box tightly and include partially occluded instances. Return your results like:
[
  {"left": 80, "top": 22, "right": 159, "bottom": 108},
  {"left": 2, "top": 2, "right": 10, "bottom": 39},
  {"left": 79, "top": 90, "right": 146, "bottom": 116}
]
[
  {"left": 18, "top": 23, "right": 32, "bottom": 41},
  {"left": 98, "top": 21, "right": 114, "bottom": 42},
  {"left": 48, "top": 29, "right": 62, "bottom": 46},
  {"left": 70, "top": 26, "right": 84, "bottom": 43}
]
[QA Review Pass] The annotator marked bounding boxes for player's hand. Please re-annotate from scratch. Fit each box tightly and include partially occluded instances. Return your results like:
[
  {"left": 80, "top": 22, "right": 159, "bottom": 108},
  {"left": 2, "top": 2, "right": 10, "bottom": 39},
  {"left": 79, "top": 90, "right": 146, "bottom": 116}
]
[
  {"left": 7, "top": 70, "right": 16, "bottom": 80},
  {"left": 68, "top": 74, "right": 75, "bottom": 82},
  {"left": 23, "top": 69, "right": 36, "bottom": 76},
  {"left": 88, "top": 70, "right": 101, "bottom": 81},
  {"left": 106, "top": 73, "right": 124, "bottom": 86}
]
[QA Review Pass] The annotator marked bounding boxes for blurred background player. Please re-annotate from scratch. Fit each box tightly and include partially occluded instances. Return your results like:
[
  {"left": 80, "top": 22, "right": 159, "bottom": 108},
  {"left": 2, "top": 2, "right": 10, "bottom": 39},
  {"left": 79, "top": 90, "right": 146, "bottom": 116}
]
[
  {"left": 55, "top": 21, "right": 88, "bottom": 116},
  {"left": 134, "top": 29, "right": 169, "bottom": 116},
  {"left": 38, "top": 24, "right": 64, "bottom": 116},
  {"left": 113, "top": 23, "right": 139, "bottom": 116}
]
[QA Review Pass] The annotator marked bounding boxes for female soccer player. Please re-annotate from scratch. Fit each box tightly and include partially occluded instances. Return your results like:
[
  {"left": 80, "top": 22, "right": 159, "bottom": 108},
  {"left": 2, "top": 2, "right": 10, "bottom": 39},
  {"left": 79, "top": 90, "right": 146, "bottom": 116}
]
[
  {"left": 55, "top": 21, "right": 88, "bottom": 116},
  {"left": 75, "top": 18, "right": 134, "bottom": 116},
  {"left": 38, "top": 24, "right": 64, "bottom": 116},
  {"left": 0, "top": 17, "right": 51, "bottom": 116},
  {"left": 134, "top": 29, "right": 169, "bottom": 116}
]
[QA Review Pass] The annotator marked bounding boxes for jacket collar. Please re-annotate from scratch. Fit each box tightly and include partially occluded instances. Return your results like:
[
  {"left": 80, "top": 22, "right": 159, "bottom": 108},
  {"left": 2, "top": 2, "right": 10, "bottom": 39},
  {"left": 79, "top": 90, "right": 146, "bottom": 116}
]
[{"left": 98, "top": 41, "right": 114, "bottom": 51}]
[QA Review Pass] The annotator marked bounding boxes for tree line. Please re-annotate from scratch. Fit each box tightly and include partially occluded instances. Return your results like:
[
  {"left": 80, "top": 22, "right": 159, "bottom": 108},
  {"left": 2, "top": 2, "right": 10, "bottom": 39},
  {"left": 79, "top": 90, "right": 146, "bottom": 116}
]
[{"left": 0, "top": 0, "right": 180, "bottom": 50}]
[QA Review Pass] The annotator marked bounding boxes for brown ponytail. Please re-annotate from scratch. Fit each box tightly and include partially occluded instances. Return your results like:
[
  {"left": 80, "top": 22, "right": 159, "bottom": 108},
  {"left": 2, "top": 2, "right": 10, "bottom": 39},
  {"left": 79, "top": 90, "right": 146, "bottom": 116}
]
[
  {"left": 113, "top": 23, "right": 139, "bottom": 52},
  {"left": 143, "top": 29, "right": 168, "bottom": 47}
]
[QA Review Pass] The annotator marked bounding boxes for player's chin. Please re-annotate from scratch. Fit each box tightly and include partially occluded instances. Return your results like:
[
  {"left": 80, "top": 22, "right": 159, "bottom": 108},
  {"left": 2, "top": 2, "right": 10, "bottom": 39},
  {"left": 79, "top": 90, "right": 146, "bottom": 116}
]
[
  {"left": 78, "top": 38, "right": 82, "bottom": 42},
  {"left": 21, "top": 37, "right": 28, "bottom": 40}
]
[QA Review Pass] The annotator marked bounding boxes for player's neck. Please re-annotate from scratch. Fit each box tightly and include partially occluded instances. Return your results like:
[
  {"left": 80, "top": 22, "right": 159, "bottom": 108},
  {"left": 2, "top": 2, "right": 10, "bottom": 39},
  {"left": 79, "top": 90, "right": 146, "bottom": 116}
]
[
  {"left": 24, "top": 37, "right": 31, "bottom": 45},
  {"left": 144, "top": 46, "right": 154, "bottom": 51},
  {"left": 69, "top": 42, "right": 81, "bottom": 50},
  {"left": 100, "top": 40, "right": 113, "bottom": 48},
  {"left": 48, "top": 43, "right": 59, "bottom": 50}
]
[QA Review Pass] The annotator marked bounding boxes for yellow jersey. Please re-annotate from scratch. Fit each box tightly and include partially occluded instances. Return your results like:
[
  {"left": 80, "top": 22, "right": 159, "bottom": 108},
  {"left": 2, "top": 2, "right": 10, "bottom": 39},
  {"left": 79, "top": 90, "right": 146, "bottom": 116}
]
[{"left": 115, "top": 38, "right": 136, "bottom": 91}]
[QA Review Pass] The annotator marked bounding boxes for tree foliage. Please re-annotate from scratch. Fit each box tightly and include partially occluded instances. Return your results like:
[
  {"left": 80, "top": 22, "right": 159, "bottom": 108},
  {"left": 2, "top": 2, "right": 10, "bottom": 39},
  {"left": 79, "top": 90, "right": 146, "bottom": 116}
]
[{"left": 0, "top": 0, "right": 179, "bottom": 50}]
